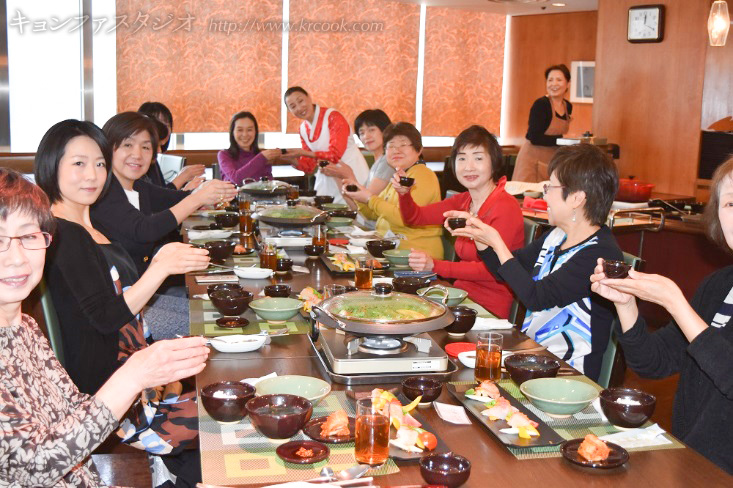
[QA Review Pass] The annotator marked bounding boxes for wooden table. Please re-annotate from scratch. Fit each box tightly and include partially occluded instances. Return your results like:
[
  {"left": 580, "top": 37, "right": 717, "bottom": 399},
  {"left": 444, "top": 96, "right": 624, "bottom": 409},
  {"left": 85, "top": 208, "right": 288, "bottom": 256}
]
[{"left": 189, "top": 250, "right": 731, "bottom": 487}]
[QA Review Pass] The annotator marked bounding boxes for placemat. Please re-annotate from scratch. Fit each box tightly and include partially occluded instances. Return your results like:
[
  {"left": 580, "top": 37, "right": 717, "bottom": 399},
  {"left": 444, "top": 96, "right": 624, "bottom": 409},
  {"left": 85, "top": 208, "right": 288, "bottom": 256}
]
[
  {"left": 449, "top": 378, "right": 684, "bottom": 460},
  {"left": 199, "top": 391, "right": 399, "bottom": 485},
  {"left": 460, "top": 298, "right": 495, "bottom": 318},
  {"left": 189, "top": 300, "right": 311, "bottom": 336}
]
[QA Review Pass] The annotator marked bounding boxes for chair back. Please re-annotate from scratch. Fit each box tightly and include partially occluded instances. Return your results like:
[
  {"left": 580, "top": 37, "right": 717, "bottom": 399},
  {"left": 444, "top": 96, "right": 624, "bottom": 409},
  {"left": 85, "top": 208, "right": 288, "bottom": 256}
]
[
  {"left": 507, "top": 218, "right": 543, "bottom": 325},
  {"left": 596, "top": 251, "right": 643, "bottom": 388},
  {"left": 38, "top": 279, "right": 65, "bottom": 367},
  {"left": 157, "top": 154, "right": 185, "bottom": 183}
]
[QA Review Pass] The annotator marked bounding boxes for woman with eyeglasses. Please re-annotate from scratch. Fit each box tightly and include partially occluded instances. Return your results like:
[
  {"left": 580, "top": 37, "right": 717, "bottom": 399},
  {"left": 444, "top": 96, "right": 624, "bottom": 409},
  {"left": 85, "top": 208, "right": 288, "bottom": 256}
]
[
  {"left": 393, "top": 125, "right": 524, "bottom": 318},
  {"left": 589, "top": 157, "right": 733, "bottom": 474},
  {"left": 0, "top": 167, "right": 209, "bottom": 486},
  {"left": 446, "top": 144, "right": 622, "bottom": 381},
  {"left": 35, "top": 120, "right": 211, "bottom": 485},
  {"left": 138, "top": 101, "right": 206, "bottom": 190},
  {"left": 281, "top": 86, "right": 370, "bottom": 204},
  {"left": 343, "top": 122, "right": 443, "bottom": 259}
]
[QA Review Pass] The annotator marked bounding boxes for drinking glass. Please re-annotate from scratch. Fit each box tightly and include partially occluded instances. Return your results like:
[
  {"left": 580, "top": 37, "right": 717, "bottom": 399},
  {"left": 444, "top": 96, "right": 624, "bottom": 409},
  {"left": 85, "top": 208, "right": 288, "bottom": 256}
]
[
  {"left": 239, "top": 211, "right": 253, "bottom": 234},
  {"left": 312, "top": 225, "right": 328, "bottom": 250},
  {"left": 238, "top": 193, "right": 251, "bottom": 212},
  {"left": 323, "top": 284, "right": 346, "bottom": 299},
  {"left": 287, "top": 185, "right": 300, "bottom": 200},
  {"left": 355, "top": 257, "right": 373, "bottom": 290},
  {"left": 475, "top": 332, "right": 503, "bottom": 383},
  {"left": 355, "top": 398, "right": 390, "bottom": 466},
  {"left": 259, "top": 244, "right": 277, "bottom": 270}
]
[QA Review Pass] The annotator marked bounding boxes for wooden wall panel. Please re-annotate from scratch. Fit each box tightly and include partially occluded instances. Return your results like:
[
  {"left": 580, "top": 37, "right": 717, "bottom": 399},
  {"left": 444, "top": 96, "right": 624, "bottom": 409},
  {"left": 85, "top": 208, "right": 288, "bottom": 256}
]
[
  {"left": 593, "top": 0, "right": 708, "bottom": 195},
  {"left": 502, "top": 12, "right": 597, "bottom": 146},
  {"left": 701, "top": 37, "right": 733, "bottom": 130},
  {"left": 116, "top": 0, "right": 283, "bottom": 133},
  {"left": 420, "top": 8, "right": 505, "bottom": 137},
  {"left": 286, "top": 0, "right": 419, "bottom": 133}
]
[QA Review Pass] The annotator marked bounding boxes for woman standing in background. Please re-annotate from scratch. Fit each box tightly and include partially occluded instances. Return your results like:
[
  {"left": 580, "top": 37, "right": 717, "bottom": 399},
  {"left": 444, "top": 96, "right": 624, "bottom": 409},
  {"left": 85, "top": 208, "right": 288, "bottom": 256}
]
[{"left": 512, "top": 64, "right": 573, "bottom": 183}]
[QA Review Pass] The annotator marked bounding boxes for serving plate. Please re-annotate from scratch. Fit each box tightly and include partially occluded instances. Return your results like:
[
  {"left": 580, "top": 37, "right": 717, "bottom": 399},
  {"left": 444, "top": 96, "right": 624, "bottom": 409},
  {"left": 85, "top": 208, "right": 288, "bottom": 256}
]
[
  {"left": 561, "top": 438, "right": 629, "bottom": 469},
  {"left": 319, "top": 253, "right": 390, "bottom": 275},
  {"left": 303, "top": 415, "right": 356, "bottom": 444},
  {"left": 447, "top": 382, "right": 565, "bottom": 448},
  {"left": 276, "top": 440, "right": 330, "bottom": 464}
]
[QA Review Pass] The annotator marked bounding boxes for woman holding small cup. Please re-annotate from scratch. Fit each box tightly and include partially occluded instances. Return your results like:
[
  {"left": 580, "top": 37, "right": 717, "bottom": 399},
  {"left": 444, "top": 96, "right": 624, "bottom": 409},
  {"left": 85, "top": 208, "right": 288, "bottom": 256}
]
[{"left": 446, "top": 144, "right": 623, "bottom": 381}]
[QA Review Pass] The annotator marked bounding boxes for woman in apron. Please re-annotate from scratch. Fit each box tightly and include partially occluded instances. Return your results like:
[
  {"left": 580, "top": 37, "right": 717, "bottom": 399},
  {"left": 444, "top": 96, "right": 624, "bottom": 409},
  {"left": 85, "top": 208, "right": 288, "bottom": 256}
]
[
  {"left": 513, "top": 64, "right": 573, "bottom": 183},
  {"left": 282, "top": 86, "right": 369, "bottom": 204}
]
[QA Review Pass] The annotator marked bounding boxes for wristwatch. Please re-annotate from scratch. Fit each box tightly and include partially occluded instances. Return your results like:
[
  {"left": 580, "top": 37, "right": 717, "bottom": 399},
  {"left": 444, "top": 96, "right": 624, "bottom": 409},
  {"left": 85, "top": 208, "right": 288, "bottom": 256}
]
[{"left": 281, "top": 148, "right": 287, "bottom": 155}]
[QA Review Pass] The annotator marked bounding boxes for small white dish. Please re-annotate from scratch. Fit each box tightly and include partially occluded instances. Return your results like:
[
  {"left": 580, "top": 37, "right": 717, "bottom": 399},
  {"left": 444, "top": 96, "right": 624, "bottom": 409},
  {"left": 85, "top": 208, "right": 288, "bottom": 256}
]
[
  {"left": 233, "top": 266, "right": 274, "bottom": 279},
  {"left": 209, "top": 334, "right": 267, "bottom": 353},
  {"left": 187, "top": 230, "right": 233, "bottom": 240},
  {"left": 457, "top": 350, "right": 512, "bottom": 369}
]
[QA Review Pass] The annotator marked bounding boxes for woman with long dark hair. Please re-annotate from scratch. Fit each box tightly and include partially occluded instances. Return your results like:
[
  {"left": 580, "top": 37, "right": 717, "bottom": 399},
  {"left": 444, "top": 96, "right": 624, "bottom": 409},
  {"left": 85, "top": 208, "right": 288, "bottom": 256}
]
[{"left": 217, "top": 111, "right": 280, "bottom": 184}]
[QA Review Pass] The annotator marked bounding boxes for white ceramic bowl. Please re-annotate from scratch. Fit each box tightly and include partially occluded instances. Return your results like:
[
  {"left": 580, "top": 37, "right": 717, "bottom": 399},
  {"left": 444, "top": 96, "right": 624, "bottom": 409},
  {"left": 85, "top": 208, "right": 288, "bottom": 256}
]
[
  {"left": 233, "top": 266, "right": 274, "bottom": 279},
  {"left": 209, "top": 334, "right": 267, "bottom": 353},
  {"left": 187, "top": 230, "right": 233, "bottom": 240}
]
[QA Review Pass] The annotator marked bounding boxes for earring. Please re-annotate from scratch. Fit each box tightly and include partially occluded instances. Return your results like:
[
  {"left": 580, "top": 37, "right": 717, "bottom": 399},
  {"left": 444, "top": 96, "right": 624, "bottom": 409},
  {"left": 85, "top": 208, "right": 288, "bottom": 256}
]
[{"left": 572, "top": 209, "right": 577, "bottom": 222}]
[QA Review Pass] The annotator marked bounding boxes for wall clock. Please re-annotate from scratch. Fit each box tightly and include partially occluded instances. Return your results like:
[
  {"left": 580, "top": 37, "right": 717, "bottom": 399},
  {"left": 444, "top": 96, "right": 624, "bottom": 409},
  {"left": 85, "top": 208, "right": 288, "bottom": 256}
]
[{"left": 627, "top": 4, "right": 665, "bottom": 43}]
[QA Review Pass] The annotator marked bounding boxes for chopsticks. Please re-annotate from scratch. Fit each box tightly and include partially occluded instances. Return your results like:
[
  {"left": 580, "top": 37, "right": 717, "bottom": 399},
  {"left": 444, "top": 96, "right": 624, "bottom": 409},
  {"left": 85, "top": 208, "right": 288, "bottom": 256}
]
[{"left": 197, "top": 477, "right": 375, "bottom": 488}]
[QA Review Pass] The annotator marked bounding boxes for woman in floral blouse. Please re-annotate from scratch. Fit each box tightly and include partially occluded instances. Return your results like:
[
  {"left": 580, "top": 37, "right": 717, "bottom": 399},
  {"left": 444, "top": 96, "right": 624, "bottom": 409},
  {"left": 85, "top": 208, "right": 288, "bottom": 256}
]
[{"left": 0, "top": 168, "right": 209, "bottom": 486}]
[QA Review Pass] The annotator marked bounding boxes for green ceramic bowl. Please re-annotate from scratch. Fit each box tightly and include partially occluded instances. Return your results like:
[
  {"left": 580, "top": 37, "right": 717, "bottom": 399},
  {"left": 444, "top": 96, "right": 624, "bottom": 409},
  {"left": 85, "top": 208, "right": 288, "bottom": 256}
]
[
  {"left": 326, "top": 216, "right": 353, "bottom": 228},
  {"left": 417, "top": 286, "right": 468, "bottom": 306},
  {"left": 255, "top": 375, "right": 331, "bottom": 405},
  {"left": 520, "top": 378, "right": 599, "bottom": 418},
  {"left": 249, "top": 297, "right": 303, "bottom": 323},
  {"left": 382, "top": 249, "right": 411, "bottom": 266},
  {"left": 321, "top": 203, "right": 349, "bottom": 211}
]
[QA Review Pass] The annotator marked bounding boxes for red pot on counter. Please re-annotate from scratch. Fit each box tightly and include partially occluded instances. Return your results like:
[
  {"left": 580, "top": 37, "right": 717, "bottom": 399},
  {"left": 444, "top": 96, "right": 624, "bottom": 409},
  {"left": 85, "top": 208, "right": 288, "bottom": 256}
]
[{"left": 616, "top": 178, "right": 654, "bottom": 203}]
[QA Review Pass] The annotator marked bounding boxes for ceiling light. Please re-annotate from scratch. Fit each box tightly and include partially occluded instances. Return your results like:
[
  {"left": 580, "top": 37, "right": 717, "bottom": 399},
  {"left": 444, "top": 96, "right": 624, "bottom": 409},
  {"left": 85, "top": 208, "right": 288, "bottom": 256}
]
[
  {"left": 708, "top": 0, "right": 730, "bottom": 46},
  {"left": 552, "top": 2, "right": 566, "bottom": 6}
]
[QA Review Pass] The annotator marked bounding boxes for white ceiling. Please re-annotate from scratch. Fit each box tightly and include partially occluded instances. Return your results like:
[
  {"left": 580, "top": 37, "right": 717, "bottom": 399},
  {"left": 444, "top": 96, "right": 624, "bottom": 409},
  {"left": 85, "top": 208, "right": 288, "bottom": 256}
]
[{"left": 392, "top": 0, "right": 598, "bottom": 16}]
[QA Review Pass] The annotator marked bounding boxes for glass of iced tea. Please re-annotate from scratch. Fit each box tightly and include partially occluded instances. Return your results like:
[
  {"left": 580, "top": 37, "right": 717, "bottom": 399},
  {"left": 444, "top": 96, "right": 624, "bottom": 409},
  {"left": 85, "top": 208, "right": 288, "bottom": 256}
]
[
  {"left": 355, "top": 398, "right": 390, "bottom": 466},
  {"left": 323, "top": 284, "right": 346, "bottom": 299},
  {"left": 287, "top": 185, "right": 300, "bottom": 200},
  {"left": 312, "top": 225, "right": 328, "bottom": 250},
  {"left": 475, "top": 332, "right": 503, "bottom": 383},
  {"left": 259, "top": 244, "right": 277, "bottom": 270},
  {"left": 238, "top": 193, "right": 250, "bottom": 212},
  {"left": 355, "top": 257, "right": 373, "bottom": 290},
  {"left": 239, "top": 211, "right": 253, "bottom": 234}
]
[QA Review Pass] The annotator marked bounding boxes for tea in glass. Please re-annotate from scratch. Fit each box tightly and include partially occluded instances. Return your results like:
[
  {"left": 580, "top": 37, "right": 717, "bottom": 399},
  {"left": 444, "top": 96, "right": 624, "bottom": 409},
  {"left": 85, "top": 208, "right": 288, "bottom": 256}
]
[
  {"left": 287, "top": 185, "right": 300, "bottom": 200},
  {"left": 239, "top": 211, "right": 254, "bottom": 234},
  {"left": 312, "top": 225, "right": 328, "bottom": 250},
  {"left": 475, "top": 332, "right": 503, "bottom": 382},
  {"left": 259, "top": 244, "right": 277, "bottom": 270},
  {"left": 238, "top": 194, "right": 251, "bottom": 212},
  {"left": 355, "top": 398, "right": 390, "bottom": 466},
  {"left": 355, "top": 257, "right": 373, "bottom": 290}
]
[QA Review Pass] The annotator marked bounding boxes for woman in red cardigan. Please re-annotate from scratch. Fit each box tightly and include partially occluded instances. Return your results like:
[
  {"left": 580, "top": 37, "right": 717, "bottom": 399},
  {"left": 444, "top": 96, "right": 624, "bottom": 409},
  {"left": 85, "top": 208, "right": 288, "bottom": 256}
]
[{"left": 395, "top": 125, "right": 524, "bottom": 318}]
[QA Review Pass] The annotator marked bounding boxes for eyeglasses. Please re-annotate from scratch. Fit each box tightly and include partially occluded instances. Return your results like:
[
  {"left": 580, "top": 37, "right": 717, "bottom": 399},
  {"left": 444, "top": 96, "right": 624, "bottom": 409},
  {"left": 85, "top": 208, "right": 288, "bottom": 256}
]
[
  {"left": 542, "top": 184, "right": 564, "bottom": 195},
  {"left": 0, "top": 232, "right": 52, "bottom": 252},
  {"left": 385, "top": 142, "right": 413, "bottom": 151}
]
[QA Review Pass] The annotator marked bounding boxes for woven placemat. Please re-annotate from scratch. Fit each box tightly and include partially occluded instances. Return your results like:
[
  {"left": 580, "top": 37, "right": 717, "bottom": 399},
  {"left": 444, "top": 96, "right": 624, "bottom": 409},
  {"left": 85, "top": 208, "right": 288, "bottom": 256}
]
[
  {"left": 190, "top": 300, "right": 311, "bottom": 336},
  {"left": 449, "top": 378, "right": 684, "bottom": 460},
  {"left": 199, "top": 391, "right": 399, "bottom": 485},
  {"left": 460, "top": 298, "right": 495, "bottom": 318}
]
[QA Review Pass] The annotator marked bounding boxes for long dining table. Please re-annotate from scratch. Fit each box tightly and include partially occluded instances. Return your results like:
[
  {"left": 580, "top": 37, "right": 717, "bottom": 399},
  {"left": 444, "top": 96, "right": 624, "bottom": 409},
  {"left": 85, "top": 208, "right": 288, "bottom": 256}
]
[{"left": 186, "top": 246, "right": 730, "bottom": 487}]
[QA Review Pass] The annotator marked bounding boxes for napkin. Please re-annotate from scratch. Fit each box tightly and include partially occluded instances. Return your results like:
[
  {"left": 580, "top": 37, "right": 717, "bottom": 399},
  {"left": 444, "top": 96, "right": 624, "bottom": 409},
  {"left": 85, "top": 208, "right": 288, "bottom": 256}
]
[
  {"left": 599, "top": 423, "right": 672, "bottom": 449},
  {"left": 472, "top": 317, "right": 514, "bottom": 330},
  {"left": 523, "top": 196, "right": 548, "bottom": 211},
  {"left": 241, "top": 372, "right": 277, "bottom": 387},
  {"left": 291, "top": 265, "right": 310, "bottom": 274},
  {"left": 349, "top": 227, "right": 376, "bottom": 236},
  {"left": 329, "top": 244, "right": 349, "bottom": 253},
  {"left": 433, "top": 402, "right": 472, "bottom": 425},
  {"left": 192, "top": 293, "right": 209, "bottom": 300},
  {"left": 346, "top": 245, "right": 367, "bottom": 254}
]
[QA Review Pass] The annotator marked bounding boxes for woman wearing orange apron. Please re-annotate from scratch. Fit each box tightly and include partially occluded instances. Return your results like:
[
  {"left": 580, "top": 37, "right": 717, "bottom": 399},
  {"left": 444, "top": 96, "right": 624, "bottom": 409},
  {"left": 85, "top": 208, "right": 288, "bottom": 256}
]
[{"left": 513, "top": 64, "right": 573, "bottom": 182}]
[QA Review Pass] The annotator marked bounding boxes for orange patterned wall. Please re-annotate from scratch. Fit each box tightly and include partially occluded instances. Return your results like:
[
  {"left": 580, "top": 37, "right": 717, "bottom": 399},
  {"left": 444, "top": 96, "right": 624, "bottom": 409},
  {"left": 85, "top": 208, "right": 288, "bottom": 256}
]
[
  {"left": 286, "top": 0, "right": 420, "bottom": 133},
  {"left": 116, "top": 0, "right": 283, "bottom": 133},
  {"left": 421, "top": 8, "right": 505, "bottom": 137}
]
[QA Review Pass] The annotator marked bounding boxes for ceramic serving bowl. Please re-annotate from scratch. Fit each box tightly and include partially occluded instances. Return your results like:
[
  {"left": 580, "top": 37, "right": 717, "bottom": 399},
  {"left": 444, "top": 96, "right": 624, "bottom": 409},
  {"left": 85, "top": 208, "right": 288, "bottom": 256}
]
[
  {"left": 445, "top": 306, "right": 478, "bottom": 336},
  {"left": 207, "top": 283, "right": 243, "bottom": 296},
  {"left": 204, "top": 240, "right": 236, "bottom": 262},
  {"left": 245, "top": 394, "right": 313, "bottom": 440},
  {"left": 264, "top": 284, "right": 291, "bottom": 298},
  {"left": 314, "top": 195, "right": 334, "bottom": 206},
  {"left": 321, "top": 203, "right": 349, "bottom": 212},
  {"left": 382, "top": 249, "right": 411, "bottom": 267},
  {"left": 418, "top": 286, "right": 468, "bottom": 306},
  {"left": 210, "top": 290, "right": 253, "bottom": 316},
  {"left": 326, "top": 217, "right": 353, "bottom": 228},
  {"left": 392, "top": 276, "right": 431, "bottom": 294},
  {"left": 304, "top": 244, "right": 325, "bottom": 259},
  {"left": 201, "top": 381, "right": 256, "bottom": 423},
  {"left": 599, "top": 387, "right": 656, "bottom": 429},
  {"left": 249, "top": 297, "right": 303, "bottom": 323},
  {"left": 419, "top": 452, "right": 471, "bottom": 488},
  {"left": 209, "top": 334, "right": 267, "bottom": 353},
  {"left": 328, "top": 209, "right": 358, "bottom": 219},
  {"left": 520, "top": 378, "right": 599, "bottom": 418},
  {"left": 214, "top": 212, "right": 239, "bottom": 228},
  {"left": 255, "top": 375, "right": 331, "bottom": 406},
  {"left": 365, "top": 239, "right": 397, "bottom": 258},
  {"left": 504, "top": 354, "right": 561, "bottom": 386},
  {"left": 401, "top": 376, "right": 444, "bottom": 406}
]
